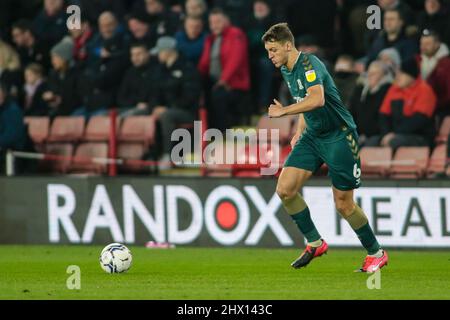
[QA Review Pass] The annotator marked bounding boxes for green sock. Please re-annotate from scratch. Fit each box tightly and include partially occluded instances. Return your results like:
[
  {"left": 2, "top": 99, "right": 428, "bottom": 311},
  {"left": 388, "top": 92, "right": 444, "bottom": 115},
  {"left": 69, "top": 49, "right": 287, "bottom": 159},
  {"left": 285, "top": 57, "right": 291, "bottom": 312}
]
[
  {"left": 290, "top": 207, "right": 321, "bottom": 243},
  {"left": 354, "top": 223, "right": 381, "bottom": 255}
]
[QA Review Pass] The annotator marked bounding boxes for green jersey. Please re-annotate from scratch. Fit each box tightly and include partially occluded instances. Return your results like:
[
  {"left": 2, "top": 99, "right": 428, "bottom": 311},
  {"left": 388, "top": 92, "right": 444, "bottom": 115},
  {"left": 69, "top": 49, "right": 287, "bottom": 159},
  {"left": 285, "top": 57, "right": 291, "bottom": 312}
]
[{"left": 281, "top": 52, "right": 356, "bottom": 141}]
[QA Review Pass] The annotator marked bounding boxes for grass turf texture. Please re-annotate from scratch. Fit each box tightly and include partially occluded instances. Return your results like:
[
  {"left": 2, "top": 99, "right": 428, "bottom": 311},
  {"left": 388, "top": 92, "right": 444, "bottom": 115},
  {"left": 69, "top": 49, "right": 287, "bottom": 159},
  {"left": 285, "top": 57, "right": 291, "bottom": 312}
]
[{"left": 0, "top": 245, "right": 449, "bottom": 300}]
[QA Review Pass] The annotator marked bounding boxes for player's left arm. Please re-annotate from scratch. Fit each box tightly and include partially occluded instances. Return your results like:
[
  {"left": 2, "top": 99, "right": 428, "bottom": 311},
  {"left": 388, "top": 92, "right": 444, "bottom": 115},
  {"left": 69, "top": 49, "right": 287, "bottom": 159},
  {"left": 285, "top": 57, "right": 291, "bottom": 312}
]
[{"left": 268, "top": 84, "right": 325, "bottom": 117}]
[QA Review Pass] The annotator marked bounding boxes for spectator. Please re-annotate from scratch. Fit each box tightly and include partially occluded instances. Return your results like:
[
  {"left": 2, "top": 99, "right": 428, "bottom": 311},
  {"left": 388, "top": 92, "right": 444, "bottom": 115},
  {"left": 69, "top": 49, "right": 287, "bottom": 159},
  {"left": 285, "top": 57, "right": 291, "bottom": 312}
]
[
  {"left": 418, "top": 29, "right": 450, "bottom": 120},
  {"left": 127, "top": 14, "right": 154, "bottom": 48},
  {"left": 185, "top": 0, "right": 209, "bottom": 22},
  {"left": 349, "top": 61, "right": 393, "bottom": 146},
  {"left": 132, "top": 0, "right": 181, "bottom": 47},
  {"left": 75, "top": 12, "right": 129, "bottom": 118},
  {"left": 417, "top": 0, "right": 450, "bottom": 46},
  {"left": 149, "top": 36, "right": 202, "bottom": 168},
  {"left": 44, "top": 37, "right": 81, "bottom": 117},
  {"left": 377, "top": 0, "right": 416, "bottom": 27},
  {"left": 212, "top": 0, "right": 252, "bottom": 28},
  {"left": 363, "top": 8, "right": 418, "bottom": 69},
  {"left": 366, "top": 59, "right": 437, "bottom": 149},
  {"left": 32, "top": 0, "right": 67, "bottom": 49},
  {"left": 22, "top": 63, "right": 49, "bottom": 116},
  {"left": 175, "top": 15, "right": 207, "bottom": 66},
  {"left": 333, "top": 54, "right": 359, "bottom": 107},
  {"left": 117, "top": 42, "right": 158, "bottom": 116},
  {"left": 198, "top": 8, "right": 250, "bottom": 131},
  {"left": 0, "top": 82, "right": 27, "bottom": 154},
  {"left": 76, "top": 35, "right": 129, "bottom": 118},
  {"left": 11, "top": 19, "right": 50, "bottom": 71},
  {"left": 88, "top": 11, "right": 128, "bottom": 69},
  {"left": 0, "top": 39, "right": 22, "bottom": 97},
  {"left": 246, "top": 0, "right": 277, "bottom": 113},
  {"left": 68, "top": 17, "right": 95, "bottom": 67},
  {"left": 78, "top": 0, "right": 126, "bottom": 25},
  {"left": 377, "top": 47, "right": 402, "bottom": 76}
]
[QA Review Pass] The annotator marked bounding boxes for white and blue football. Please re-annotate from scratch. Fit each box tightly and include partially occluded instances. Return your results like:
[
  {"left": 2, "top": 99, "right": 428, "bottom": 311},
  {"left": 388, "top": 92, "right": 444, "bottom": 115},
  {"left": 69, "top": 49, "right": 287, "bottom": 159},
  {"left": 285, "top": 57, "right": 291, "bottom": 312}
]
[{"left": 99, "top": 243, "right": 132, "bottom": 274}]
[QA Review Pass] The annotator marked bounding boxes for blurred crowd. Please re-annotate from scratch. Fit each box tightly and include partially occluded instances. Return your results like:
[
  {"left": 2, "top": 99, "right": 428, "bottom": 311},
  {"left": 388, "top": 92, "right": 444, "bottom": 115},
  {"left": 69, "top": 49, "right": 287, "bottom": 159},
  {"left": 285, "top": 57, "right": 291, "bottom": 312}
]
[{"left": 1, "top": 0, "right": 450, "bottom": 168}]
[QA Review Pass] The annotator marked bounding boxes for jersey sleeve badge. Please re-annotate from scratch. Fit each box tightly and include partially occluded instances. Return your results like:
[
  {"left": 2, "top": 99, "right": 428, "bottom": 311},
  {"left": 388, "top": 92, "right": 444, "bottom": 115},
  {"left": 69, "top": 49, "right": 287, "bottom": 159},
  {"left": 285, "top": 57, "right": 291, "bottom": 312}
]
[{"left": 305, "top": 70, "right": 317, "bottom": 82}]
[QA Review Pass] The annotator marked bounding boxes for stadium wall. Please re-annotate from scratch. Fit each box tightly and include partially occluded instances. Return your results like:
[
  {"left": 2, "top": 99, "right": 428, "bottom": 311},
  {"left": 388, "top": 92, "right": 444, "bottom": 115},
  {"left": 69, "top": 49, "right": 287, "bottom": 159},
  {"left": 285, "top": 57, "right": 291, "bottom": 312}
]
[{"left": 0, "top": 177, "right": 449, "bottom": 248}]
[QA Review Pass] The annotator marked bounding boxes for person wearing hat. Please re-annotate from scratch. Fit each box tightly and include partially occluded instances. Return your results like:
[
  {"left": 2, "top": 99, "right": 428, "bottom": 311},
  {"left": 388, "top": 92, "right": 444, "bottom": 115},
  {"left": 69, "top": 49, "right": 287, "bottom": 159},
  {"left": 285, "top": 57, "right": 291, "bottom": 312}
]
[
  {"left": 365, "top": 58, "right": 437, "bottom": 149},
  {"left": 149, "top": 36, "right": 202, "bottom": 170},
  {"left": 43, "top": 37, "right": 82, "bottom": 116}
]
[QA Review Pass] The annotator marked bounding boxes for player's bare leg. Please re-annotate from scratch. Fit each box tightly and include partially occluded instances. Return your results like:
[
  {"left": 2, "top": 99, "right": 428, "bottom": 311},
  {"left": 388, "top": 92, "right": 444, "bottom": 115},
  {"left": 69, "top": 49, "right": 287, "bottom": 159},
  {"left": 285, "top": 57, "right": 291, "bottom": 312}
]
[
  {"left": 276, "top": 167, "right": 328, "bottom": 269},
  {"left": 332, "top": 187, "right": 388, "bottom": 273}
]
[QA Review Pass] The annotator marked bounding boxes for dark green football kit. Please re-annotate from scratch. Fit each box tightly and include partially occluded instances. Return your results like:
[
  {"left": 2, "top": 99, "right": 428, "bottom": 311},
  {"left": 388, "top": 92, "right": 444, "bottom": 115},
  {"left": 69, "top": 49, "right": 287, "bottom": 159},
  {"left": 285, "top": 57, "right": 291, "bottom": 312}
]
[{"left": 281, "top": 52, "right": 361, "bottom": 191}]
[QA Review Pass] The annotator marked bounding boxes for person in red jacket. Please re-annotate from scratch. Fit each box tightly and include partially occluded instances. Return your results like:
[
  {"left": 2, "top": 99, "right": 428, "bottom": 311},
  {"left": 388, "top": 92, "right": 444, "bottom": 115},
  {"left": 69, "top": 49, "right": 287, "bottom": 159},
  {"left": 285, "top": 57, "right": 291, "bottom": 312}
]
[
  {"left": 366, "top": 58, "right": 437, "bottom": 149},
  {"left": 198, "top": 7, "right": 250, "bottom": 131},
  {"left": 417, "top": 29, "right": 450, "bottom": 122}
]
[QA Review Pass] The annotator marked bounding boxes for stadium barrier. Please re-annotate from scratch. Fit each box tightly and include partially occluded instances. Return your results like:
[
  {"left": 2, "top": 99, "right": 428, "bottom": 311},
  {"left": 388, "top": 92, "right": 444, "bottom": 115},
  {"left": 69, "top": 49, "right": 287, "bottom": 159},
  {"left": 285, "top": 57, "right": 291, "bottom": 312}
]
[{"left": 0, "top": 176, "right": 449, "bottom": 248}]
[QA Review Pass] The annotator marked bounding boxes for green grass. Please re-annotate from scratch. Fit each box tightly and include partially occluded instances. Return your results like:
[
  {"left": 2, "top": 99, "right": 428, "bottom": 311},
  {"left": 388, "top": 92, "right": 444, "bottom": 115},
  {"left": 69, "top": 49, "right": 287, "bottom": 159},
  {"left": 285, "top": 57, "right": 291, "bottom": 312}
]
[{"left": 0, "top": 245, "right": 449, "bottom": 300}]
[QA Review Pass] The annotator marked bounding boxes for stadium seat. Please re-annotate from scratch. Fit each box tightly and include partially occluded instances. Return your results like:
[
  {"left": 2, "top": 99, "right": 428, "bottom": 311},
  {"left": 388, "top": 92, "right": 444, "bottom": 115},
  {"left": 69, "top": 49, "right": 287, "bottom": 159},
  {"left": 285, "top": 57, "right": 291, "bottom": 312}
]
[
  {"left": 203, "top": 142, "right": 236, "bottom": 177},
  {"left": 427, "top": 144, "right": 447, "bottom": 178},
  {"left": 257, "top": 115, "right": 296, "bottom": 145},
  {"left": 360, "top": 147, "right": 392, "bottom": 177},
  {"left": 41, "top": 143, "right": 74, "bottom": 173},
  {"left": 117, "top": 143, "right": 146, "bottom": 173},
  {"left": 436, "top": 116, "right": 450, "bottom": 143},
  {"left": 24, "top": 116, "right": 50, "bottom": 144},
  {"left": 69, "top": 142, "right": 108, "bottom": 174},
  {"left": 84, "top": 116, "right": 121, "bottom": 142},
  {"left": 390, "top": 147, "right": 430, "bottom": 179},
  {"left": 232, "top": 142, "right": 284, "bottom": 177},
  {"left": 24, "top": 116, "right": 50, "bottom": 152},
  {"left": 47, "top": 116, "right": 85, "bottom": 142},
  {"left": 118, "top": 116, "right": 156, "bottom": 148}
]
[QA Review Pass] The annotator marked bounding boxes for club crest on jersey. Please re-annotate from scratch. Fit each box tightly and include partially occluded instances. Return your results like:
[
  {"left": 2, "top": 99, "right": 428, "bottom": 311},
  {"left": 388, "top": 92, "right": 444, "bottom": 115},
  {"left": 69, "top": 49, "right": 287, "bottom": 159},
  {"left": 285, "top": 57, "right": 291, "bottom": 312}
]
[{"left": 305, "top": 70, "right": 316, "bottom": 83}]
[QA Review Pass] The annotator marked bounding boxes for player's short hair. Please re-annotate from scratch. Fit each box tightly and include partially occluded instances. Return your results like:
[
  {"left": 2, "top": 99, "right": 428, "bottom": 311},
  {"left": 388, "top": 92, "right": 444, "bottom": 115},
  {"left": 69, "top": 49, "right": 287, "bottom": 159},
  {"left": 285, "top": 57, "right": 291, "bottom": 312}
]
[{"left": 261, "top": 23, "right": 295, "bottom": 45}]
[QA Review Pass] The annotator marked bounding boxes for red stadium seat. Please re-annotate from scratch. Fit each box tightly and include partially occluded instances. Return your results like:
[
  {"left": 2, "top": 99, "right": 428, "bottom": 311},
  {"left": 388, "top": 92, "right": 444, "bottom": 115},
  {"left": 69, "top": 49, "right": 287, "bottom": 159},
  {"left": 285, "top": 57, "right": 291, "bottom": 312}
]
[
  {"left": 41, "top": 143, "right": 74, "bottom": 173},
  {"left": 24, "top": 116, "right": 50, "bottom": 144},
  {"left": 118, "top": 116, "right": 156, "bottom": 148},
  {"left": 84, "top": 116, "right": 121, "bottom": 142},
  {"left": 232, "top": 142, "right": 284, "bottom": 177},
  {"left": 360, "top": 147, "right": 392, "bottom": 177},
  {"left": 257, "top": 115, "right": 296, "bottom": 145},
  {"left": 24, "top": 116, "right": 50, "bottom": 152},
  {"left": 69, "top": 142, "right": 108, "bottom": 174},
  {"left": 47, "top": 116, "right": 85, "bottom": 142},
  {"left": 117, "top": 143, "right": 146, "bottom": 172},
  {"left": 436, "top": 116, "right": 450, "bottom": 143},
  {"left": 203, "top": 142, "right": 236, "bottom": 177},
  {"left": 390, "top": 147, "right": 430, "bottom": 179},
  {"left": 427, "top": 144, "right": 447, "bottom": 178}
]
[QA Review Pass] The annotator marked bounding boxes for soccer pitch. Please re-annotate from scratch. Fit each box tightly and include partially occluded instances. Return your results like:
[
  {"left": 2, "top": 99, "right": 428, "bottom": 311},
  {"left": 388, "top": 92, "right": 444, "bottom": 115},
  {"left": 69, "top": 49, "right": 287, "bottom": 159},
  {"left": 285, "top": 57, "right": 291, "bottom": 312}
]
[{"left": 1, "top": 245, "right": 449, "bottom": 300}]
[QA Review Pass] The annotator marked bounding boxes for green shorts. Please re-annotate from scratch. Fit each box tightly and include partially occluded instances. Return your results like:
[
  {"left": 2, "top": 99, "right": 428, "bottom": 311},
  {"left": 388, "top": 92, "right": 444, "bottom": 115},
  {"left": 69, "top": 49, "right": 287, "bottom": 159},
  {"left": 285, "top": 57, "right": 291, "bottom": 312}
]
[{"left": 284, "top": 128, "right": 361, "bottom": 191}]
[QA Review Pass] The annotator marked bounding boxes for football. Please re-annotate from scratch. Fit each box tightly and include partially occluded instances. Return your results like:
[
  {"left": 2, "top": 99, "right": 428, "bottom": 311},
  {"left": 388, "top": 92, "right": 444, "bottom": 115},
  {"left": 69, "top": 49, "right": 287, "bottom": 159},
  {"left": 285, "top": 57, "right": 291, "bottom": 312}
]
[{"left": 99, "top": 243, "right": 132, "bottom": 274}]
